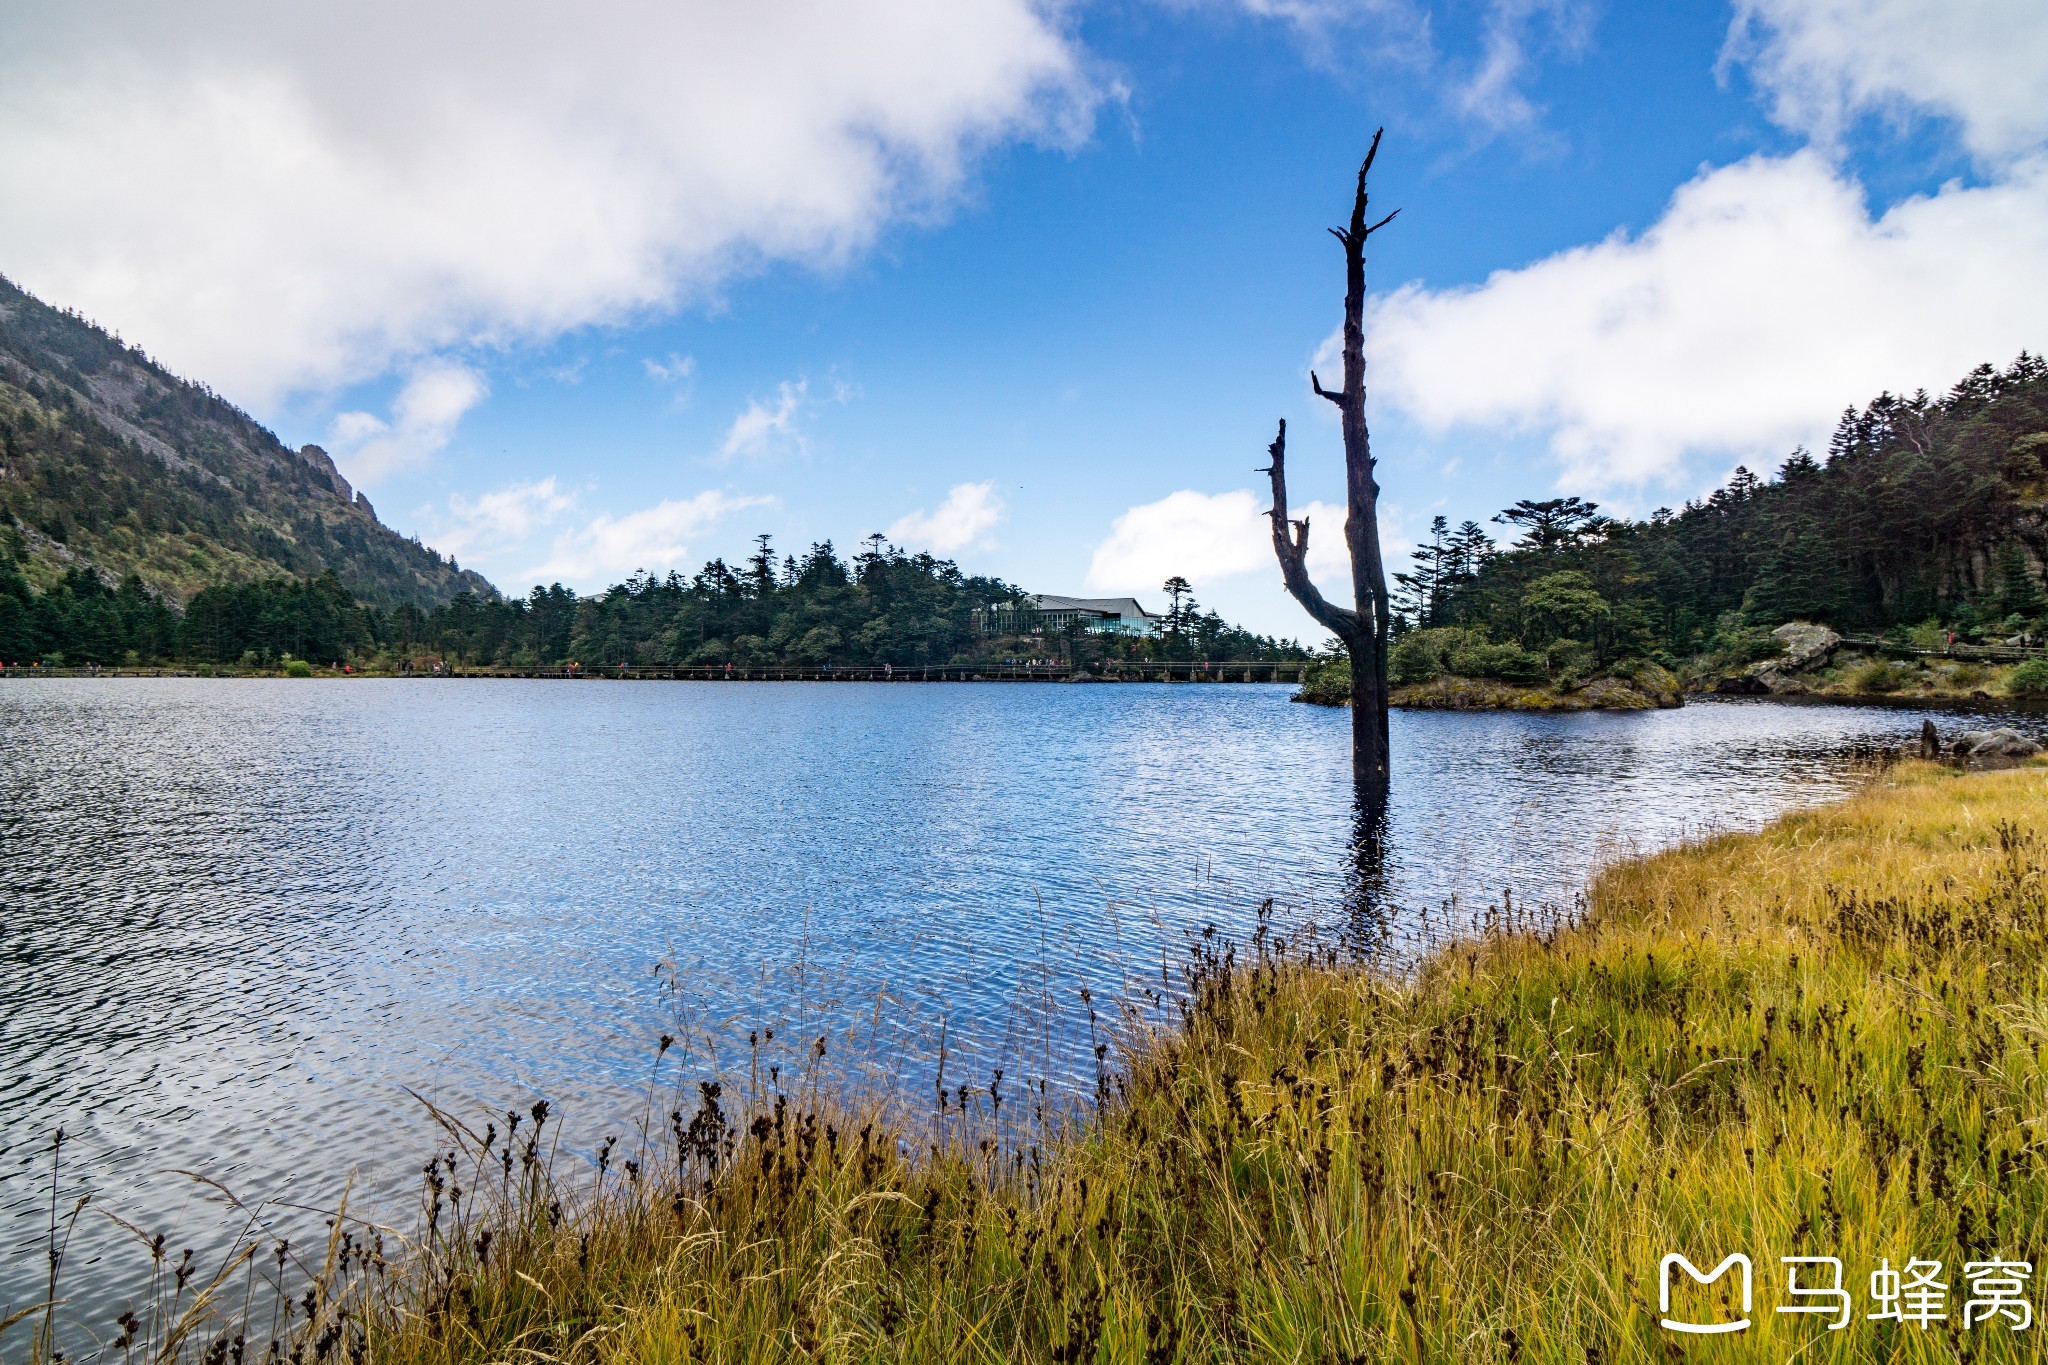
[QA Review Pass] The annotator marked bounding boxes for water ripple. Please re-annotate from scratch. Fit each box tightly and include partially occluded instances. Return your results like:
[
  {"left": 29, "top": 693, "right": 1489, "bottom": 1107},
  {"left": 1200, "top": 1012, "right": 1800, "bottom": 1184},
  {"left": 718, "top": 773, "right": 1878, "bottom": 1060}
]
[{"left": 2, "top": 679, "right": 2033, "bottom": 1311}]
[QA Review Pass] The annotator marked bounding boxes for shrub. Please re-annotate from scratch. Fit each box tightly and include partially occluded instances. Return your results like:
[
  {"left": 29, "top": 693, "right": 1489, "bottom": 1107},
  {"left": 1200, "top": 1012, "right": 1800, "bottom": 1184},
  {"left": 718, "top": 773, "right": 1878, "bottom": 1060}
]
[
  {"left": 1847, "top": 659, "right": 1916, "bottom": 693},
  {"left": 1905, "top": 618, "right": 1946, "bottom": 650},
  {"left": 1447, "top": 638, "right": 1546, "bottom": 683},
  {"left": 284, "top": 657, "right": 314, "bottom": 678},
  {"left": 2007, "top": 657, "right": 2048, "bottom": 696},
  {"left": 1519, "top": 572, "right": 1610, "bottom": 644},
  {"left": 1292, "top": 652, "right": 1351, "bottom": 705},
  {"left": 1388, "top": 628, "right": 1466, "bottom": 684},
  {"left": 1543, "top": 638, "right": 1596, "bottom": 686},
  {"left": 1706, "top": 619, "right": 1784, "bottom": 669}
]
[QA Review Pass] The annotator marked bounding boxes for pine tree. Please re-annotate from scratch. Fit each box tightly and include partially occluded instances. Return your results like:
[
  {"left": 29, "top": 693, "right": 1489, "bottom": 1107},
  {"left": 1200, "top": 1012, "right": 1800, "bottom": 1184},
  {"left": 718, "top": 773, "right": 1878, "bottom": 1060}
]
[
  {"left": 1995, "top": 538, "right": 2045, "bottom": 621},
  {"left": 1491, "top": 497, "right": 1607, "bottom": 554},
  {"left": 1392, "top": 515, "right": 1451, "bottom": 628}
]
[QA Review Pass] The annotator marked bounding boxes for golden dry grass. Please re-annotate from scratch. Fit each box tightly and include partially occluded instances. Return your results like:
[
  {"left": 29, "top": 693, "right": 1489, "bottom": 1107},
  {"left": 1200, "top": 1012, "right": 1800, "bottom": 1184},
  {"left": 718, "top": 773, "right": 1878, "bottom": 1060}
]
[{"left": 45, "top": 759, "right": 2048, "bottom": 1363}]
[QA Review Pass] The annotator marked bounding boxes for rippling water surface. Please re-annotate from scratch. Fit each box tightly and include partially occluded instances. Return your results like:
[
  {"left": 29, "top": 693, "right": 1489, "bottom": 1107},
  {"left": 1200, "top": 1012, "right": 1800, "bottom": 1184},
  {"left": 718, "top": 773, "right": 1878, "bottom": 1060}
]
[{"left": 2, "top": 678, "right": 2038, "bottom": 1310}]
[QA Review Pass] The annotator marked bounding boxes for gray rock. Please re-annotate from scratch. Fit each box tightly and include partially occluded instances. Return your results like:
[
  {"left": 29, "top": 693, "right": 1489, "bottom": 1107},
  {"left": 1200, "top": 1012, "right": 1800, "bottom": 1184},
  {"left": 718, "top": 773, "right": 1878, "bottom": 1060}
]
[
  {"left": 1721, "top": 665, "right": 1811, "bottom": 695},
  {"left": 1952, "top": 727, "right": 2044, "bottom": 758},
  {"left": 1770, "top": 621, "right": 1842, "bottom": 672}
]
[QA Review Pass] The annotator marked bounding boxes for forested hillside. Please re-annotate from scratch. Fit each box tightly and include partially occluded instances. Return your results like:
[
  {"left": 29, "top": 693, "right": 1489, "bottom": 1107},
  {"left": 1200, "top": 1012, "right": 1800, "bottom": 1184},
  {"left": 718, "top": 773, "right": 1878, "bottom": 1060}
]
[
  {"left": 393, "top": 537, "right": 1299, "bottom": 669},
  {"left": 1, "top": 530, "right": 1302, "bottom": 669},
  {"left": 1388, "top": 354, "right": 2048, "bottom": 685},
  {"left": 0, "top": 274, "right": 492, "bottom": 610}
]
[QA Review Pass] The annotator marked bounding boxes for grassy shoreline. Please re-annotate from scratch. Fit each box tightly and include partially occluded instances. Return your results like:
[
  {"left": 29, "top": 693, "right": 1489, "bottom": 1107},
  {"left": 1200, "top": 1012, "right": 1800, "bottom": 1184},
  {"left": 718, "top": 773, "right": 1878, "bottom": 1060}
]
[{"left": 32, "top": 759, "right": 2048, "bottom": 1362}]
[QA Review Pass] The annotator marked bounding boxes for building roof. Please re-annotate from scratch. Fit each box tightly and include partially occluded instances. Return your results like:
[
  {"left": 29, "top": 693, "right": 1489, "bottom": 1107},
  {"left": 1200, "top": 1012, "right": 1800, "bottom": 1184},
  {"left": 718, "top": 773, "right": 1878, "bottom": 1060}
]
[{"left": 1024, "top": 594, "right": 1157, "bottom": 619}]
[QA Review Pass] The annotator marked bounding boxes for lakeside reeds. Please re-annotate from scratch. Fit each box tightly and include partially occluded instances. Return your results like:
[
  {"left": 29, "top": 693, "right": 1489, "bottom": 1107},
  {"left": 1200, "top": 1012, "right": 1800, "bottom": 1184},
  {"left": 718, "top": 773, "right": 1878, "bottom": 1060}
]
[{"left": 20, "top": 758, "right": 2048, "bottom": 1362}]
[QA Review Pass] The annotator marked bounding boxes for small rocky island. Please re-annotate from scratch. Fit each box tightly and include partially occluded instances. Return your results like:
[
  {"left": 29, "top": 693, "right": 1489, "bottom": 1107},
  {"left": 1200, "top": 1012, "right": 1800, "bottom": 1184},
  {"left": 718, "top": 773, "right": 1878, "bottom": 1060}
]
[{"left": 1294, "top": 630, "right": 1684, "bottom": 712}]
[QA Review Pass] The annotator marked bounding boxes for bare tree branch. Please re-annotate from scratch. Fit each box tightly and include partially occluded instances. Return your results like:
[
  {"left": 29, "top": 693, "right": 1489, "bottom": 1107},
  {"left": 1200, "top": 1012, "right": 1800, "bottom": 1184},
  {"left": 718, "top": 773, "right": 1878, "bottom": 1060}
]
[
  {"left": 1266, "top": 418, "right": 1360, "bottom": 640},
  {"left": 1310, "top": 371, "right": 1345, "bottom": 407},
  {"left": 1358, "top": 126, "right": 1384, "bottom": 183}
]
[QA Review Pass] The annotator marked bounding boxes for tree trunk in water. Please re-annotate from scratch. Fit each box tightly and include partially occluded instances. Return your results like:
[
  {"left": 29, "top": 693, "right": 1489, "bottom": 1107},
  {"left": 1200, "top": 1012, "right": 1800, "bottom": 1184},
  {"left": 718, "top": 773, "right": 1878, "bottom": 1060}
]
[{"left": 1266, "top": 132, "right": 1398, "bottom": 798}]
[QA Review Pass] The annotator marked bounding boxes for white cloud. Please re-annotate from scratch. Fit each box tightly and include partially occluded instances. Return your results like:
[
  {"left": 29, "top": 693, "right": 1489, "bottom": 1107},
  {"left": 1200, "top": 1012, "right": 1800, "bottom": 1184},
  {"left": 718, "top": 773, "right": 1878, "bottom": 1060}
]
[
  {"left": 525, "top": 490, "right": 771, "bottom": 587},
  {"left": 719, "top": 380, "right": 809, "bottom": 460},
  {"left": 1727, "top": 0, "right": 2048, "bottom": 163},
  {"left": 1167, "top": 0, "right": 1582, "bottom": 135},
  {"left": 1165, "top": 0, "right": 1433, "bottom": 72},
  {"left": 435, "top": 477, "right": 576, "bottom": 560},
  {"left": 1348, "top": 0, "right": 2048, "bottom": 495},
  {"left": 327, "top": 360, "right": 488, "bottom": 485},
  {"left": 0, "top": 3, "right": 1094, "bottom": 406},
  {"left": 1452, "top": 0, "right": 1592, "bottom": 136},
  {"left": 643, "top": 352, "right": 697, "bottom": 408},
  {"left": 1085, "top": 488, "right": 1350, "bottom": 595},
  {"left": 644, "top": 353, "right": 697, "bottom": 385},
  {"left": 1361, "top": 152, "right": 2048, "bottom": 489},
  {"left": 886, "top": 481, "right": 1007, "bottom": 553}
]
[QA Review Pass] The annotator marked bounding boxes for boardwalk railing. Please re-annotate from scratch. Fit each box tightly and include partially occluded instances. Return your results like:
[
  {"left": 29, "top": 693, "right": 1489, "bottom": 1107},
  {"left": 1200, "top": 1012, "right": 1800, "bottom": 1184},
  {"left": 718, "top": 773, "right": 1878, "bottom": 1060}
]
[
  {"left": 486, "top": 661, "right": 1308, "bottom": 683},
  {"left": 1, "top": 661, "right": 1309, "bottom": 684},
  {"left": 1835, "top": 635, "right": 2046, "bottom": 664}
]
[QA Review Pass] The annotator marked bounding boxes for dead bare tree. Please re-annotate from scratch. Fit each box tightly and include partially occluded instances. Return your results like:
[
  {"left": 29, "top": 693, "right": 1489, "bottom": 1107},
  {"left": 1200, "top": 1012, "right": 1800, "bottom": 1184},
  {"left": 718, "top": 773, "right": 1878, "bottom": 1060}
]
[{"left": 1266, "top": 130, "right": 1398, "bottom": 794}]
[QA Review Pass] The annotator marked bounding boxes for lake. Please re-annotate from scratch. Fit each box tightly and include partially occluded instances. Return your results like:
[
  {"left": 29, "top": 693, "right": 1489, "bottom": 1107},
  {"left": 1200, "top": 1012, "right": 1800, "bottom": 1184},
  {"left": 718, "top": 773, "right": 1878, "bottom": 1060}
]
[{"left": 2, "top": 678, "right": 2038, "bottom": 1311}]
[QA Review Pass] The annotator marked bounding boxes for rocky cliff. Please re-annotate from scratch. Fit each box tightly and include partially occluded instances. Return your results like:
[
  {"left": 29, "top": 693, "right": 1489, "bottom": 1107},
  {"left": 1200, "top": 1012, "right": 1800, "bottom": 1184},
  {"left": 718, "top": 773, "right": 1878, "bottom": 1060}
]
[{"left": 0, "top": 274, "right": 492, "bottom": 608}]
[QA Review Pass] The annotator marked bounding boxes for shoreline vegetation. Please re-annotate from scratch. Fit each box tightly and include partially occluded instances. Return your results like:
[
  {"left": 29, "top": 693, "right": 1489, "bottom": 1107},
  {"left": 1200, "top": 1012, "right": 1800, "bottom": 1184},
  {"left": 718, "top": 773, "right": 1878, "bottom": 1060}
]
[
  {"left": 1295, "top": 621, "right": 2048, "bottom": 711},
  {"left": 31, "top": 756, "right": 2048, "bottom": 1362},
  {"left": 0, "top": 543, "right": 1309, "bottom": 678},
  {"left": 1279, "top": 355, "right": 2048, "bottom": 715}
]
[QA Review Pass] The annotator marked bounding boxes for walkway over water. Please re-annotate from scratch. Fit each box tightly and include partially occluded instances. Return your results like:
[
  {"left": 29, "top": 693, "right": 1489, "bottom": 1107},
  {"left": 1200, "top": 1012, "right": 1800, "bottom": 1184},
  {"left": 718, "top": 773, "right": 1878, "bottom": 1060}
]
[
  {"left": 488, "top": 660, "right": 1310, "bottom": 683},
  {"left": 0, "top": 660, "right": 1308, "bottom": 683}
]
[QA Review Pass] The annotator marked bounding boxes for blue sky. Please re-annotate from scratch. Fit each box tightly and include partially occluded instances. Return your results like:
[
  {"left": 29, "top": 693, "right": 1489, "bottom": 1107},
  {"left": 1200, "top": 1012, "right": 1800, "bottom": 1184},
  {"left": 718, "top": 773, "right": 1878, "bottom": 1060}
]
[{"left": 3, "top": 0, "right": 2044, "bottom": 636}]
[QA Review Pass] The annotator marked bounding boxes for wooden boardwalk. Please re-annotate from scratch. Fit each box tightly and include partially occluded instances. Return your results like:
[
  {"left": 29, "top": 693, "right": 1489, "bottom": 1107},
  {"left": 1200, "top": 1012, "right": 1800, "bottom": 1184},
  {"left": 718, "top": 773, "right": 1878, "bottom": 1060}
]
[
  {"left": 487, "top": 661, "right": 1308, "bottom": 684},
  {"left": 1835, "top": 635, "right": 2045, "bottom": 664},
  {"left": 2, "top": 661, "right": 1308, "bottom": 684}
]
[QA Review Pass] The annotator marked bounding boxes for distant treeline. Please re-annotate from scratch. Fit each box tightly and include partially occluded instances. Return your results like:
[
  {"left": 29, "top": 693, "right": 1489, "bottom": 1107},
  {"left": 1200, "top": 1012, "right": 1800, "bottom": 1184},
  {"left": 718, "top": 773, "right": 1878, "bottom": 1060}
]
[
  {"left": 1386, "top": 354, "right": 2048, "bottom": 684},
  {"left": 0, "top": 531, "right": 1305, "bottom": 667}
]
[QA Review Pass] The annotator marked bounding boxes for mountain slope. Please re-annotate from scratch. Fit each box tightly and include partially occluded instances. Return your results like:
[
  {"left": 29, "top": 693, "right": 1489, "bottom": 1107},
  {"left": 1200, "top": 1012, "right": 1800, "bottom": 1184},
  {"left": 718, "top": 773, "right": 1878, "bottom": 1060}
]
[{"left": 0, "top": 275, "right": 492, "bottom": 608}]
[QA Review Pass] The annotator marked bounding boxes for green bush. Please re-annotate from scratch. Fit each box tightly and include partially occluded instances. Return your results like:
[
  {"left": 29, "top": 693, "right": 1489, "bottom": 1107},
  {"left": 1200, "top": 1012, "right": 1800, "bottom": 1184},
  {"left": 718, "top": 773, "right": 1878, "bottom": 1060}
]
[
  {"left": 2007, "top": 657, "right": 2048, "bottom": 696},
  {"left": 1848, "top": 659, "right": 1916, "bottom": 693},
  {"left": 284, "top": 657, "right": 314, "bottom": 678},
  {"left": 1905, "top": 617, "right": 1946, "bottom": 650},
  {"left": 1388, "top": 636, "right": 1441, "bottom": 684},
  {"left": 1447, "top": 638, "right": 1546, "bottom": 683},
  {"left": 1293, "top": 652, "right": 1351, "bottom": 705},
  {"left": 1544, "top": 638, "right": 1596, "bottom": 686},
  {"left": 1707, "top": 613, "right": 1785, "bottom": 669},
  {"left": 1388, "top": 628, "right": 1464, "bottom": 684},
  {"left": 1947, "top": 662, "right": 1992, "bottom": 689}
]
